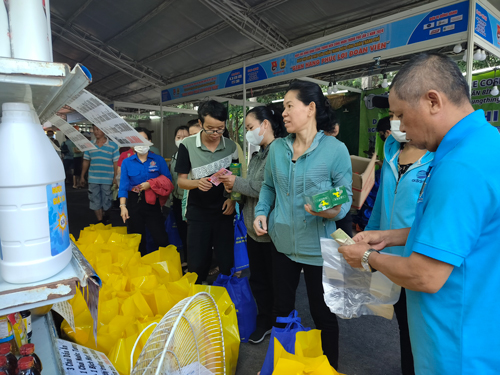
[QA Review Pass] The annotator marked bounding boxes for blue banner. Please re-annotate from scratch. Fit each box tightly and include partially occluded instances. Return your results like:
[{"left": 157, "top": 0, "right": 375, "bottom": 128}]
[
  {"left": 162, "top": 1, "right": 469, "bottom": 102},
  {"left": 475, "top": 3, "right": 500, "bottom": 49}
]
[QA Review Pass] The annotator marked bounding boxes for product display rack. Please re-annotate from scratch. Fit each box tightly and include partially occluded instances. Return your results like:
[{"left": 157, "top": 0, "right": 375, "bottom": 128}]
[
  {"left": 0, "top": 57, "right": 90, "bottom": 123},
  {"left": 0, "top": 240, "right": 101, "bottom": 316}
]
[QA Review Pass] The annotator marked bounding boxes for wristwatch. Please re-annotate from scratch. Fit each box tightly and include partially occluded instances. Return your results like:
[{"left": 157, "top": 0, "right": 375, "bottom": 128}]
[{"left": 361, "top": 249, "right": 380, "bottom": 272}]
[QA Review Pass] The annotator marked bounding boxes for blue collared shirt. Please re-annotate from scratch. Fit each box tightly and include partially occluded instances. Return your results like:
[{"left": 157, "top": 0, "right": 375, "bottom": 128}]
[
  {"left": 118, "top": 152, "right": 172, "bottom": 198},
  {"left": 404, "top": 110, "right": 500, "bottom": 374}
]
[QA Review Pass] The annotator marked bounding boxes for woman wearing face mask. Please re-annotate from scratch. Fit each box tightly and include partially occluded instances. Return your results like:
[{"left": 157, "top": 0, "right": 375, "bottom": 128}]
[
  {"left": 169, "top": 125, "right": 190, "bottom": 266},
  {"left": 253, "top": 80, "right": 352, "bottom": 370},
  {"left": 363, "top": 114, "right": 434, "bottom": 375},
  {"left": 119, "top": 127, "right": 173, "bottom": 256},
  {"left": 218, "top": 104, "right": 287, "bottom": 344}
]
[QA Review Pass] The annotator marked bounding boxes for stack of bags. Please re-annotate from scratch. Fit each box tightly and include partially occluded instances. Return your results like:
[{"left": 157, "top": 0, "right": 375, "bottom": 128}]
[{"left": 61, "top": 223, "right": 240, "bottom": 375}]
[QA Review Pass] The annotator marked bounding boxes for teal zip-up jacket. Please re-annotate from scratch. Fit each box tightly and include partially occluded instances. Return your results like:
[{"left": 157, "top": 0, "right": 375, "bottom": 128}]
[
  {"left": 255, "top": 131, "right": 352, "bottom": 266},
  {"left": 365, "top": 135, "right": 434, "bottom": 255}
]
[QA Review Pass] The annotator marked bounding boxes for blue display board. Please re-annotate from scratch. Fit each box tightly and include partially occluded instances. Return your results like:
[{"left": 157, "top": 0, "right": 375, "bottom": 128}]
[
  {"left": 162, "top": 1, "right": 469, "bottom": 102},
  {"left": 475, "top": 3, "right": 500, "bottom": 49}
]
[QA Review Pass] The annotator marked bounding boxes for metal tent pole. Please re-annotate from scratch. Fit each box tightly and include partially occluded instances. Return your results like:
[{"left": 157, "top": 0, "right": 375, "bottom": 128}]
[{"left": 242, "top": 61, "right": 247, "bottom": 163}]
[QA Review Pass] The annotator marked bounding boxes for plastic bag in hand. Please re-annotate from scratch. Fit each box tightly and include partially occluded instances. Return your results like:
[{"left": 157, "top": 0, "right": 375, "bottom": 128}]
[{"left": 321, "top": 238, "right": 401, "bottom": 319}]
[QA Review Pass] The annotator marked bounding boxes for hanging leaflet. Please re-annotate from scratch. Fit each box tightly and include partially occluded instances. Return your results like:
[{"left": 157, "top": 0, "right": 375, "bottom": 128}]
[
  {"left": 67, "top": 90, "right": 151, "bottom": 147},
  {"left": 48, "top": 115, "right": 96, "bottom": 152},
  {"left": 57, "top": 339, "right": 119, "bottom": 375},
  {"left": 52, "top": 301, "right": 76, "bottom": 331}
]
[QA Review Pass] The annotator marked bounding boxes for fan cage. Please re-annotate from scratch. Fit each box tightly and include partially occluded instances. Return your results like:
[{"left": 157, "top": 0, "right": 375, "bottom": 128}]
[{"left": 131, "top": 292, "right": 226, "bottom": 375}]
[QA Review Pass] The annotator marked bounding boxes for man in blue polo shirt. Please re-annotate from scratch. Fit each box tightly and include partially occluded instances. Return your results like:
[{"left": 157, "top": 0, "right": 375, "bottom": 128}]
[
  {"left": 81, "top": 125, "right": 119, "bottom": 223},
  {"left": 338, "top": 53, "right": 500, "bottom": 374}
]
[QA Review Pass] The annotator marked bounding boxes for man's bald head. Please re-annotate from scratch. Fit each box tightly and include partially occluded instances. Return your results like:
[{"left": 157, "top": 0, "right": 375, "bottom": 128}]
[{"left": 390, "top": 53, "right": 470, "bottom": 107}]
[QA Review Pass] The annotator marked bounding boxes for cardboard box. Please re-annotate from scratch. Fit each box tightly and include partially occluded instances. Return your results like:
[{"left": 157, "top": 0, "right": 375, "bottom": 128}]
[
  {"left": 350, "top": 153, "right": 377, "bottom": 210},
  {"left": 305, "top": 186, "right": 349, "bottom": 212}
]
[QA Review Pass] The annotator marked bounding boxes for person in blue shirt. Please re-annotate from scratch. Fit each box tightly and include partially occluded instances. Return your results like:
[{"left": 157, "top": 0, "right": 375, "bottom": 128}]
[
  {"left": 254, "top": 80, "right": 352, "bottom": 370},
  {"left": 366, "top": 113, "right": 433, "bottom": 375},
  {"left": 339, "top": 52, "right": 500, "bottom": 374},
  {"left": 119, "top": 127, "right": 172, "bottom": 256}
]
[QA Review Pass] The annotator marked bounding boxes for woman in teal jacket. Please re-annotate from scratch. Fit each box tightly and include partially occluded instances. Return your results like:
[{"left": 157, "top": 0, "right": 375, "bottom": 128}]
[
  {"left": 364, "top": 118, "right": 434, "bottom": 375},
  {"left": 254, "top": 80, "right": 352, "bottom": 369}
]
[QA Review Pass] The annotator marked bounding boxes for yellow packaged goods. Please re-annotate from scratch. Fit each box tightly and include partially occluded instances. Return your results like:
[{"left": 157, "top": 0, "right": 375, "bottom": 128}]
[
  {"left": 61, "top": 224, "right": 240, "bottom": 375},
  {"left": 272, "top": 330, "right": 345, "bottom": 375}
]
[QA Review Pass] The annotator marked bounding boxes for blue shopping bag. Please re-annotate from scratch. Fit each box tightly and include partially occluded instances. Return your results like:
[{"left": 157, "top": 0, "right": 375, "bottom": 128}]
[
  {"left": 165, "top": 209, "right": 183, "bottom": 249},
  {"left": 260, "top": 310, "right": 311, "bottom": 375},
  {"left": 234, "top": 211, "right": 249, "bottom": 271},
  {"left": 213, "top": 268, "right": 257, "bottom": 343}
]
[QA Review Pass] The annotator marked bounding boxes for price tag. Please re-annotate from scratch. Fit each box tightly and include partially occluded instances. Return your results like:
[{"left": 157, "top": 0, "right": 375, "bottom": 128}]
[{"left": 57, "top": 339, "right": 119, "bottom": 375}]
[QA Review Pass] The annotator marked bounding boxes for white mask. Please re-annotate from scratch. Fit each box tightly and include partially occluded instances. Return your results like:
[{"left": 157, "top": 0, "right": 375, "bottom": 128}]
[
  {"left": 175, "top": 139, "right": 182, "bottom": 148},
  {"left": 245, "top": 125, "right": 265, "bottom": 146},
  {"left": 390, "top": 120, "right": 408, "bottom": 143},
  {"left": 134, "top": 145, "right": 150, "bottom": 154}
]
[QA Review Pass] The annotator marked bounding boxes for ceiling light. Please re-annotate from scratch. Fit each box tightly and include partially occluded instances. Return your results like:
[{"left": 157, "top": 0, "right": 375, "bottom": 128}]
[
  {"left": 453, "top": 44, "right": 462, "bottom": 53},
  {"left": 481, "top": 49, "right": 487, "bottom": 61},
  {"left": 492, "top": 69, "right": 499, "bottom": 96},
  {"left": 381, "top": 73, "right": 389, "bottom": 88},
  {"left": 473, "top": 49, "right": 482, "bottom": 61},
  {"left": 327, "top": 78, "right": 338, "bottom": 95},
  {"left": 272, "top": 99, "right": 284, "bottom": 103},
  {"left": 462, "top": 50, "right": 467, "bottom": 62}
]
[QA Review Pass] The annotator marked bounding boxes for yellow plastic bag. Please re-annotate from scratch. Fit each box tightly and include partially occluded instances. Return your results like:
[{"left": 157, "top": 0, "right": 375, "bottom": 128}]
[
  {"left": 272, "top": 331, "right": 345, "bottom": 375},
  {"left": 190, "top": 284, "right": 240, "bottom": 375}
]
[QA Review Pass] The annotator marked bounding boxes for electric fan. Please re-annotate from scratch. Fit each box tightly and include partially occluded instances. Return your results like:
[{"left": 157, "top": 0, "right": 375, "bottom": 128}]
[{"left": 131, "top": 292, "right": 226, "bottom": 375}]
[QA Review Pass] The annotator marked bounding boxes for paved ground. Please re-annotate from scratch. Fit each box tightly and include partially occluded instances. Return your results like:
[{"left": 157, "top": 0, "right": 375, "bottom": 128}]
[{"left": 67, "top": 185, "right": 403, "bottom": 375}]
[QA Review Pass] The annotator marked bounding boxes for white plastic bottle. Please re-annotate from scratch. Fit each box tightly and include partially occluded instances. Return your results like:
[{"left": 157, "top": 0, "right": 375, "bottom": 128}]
[
  {"left": 0, "top": 102, "right": 71, "bottom": 283},
  {"left": 8, "top": 0, "right": 52, "bottom": 61},
  {"left": 0, "top": 0, "right": 11, "bottom": 58}
]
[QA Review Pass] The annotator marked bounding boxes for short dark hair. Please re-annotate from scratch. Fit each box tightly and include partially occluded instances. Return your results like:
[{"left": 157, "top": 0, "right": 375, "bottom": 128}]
[
  {"left": 135, "top": 127, "right": 152, "bottom": 141},
  {"left": 187, "top": 119, "right": 199, "bottom": 127},
  {"left": 174, "top": 125, "right": 189, "bottom": 137},
  {"left": 247, "top": 104, "right": 288, "bottom": 138},
  {"left": 376, "top": 116, "right": 391, "bottom": 133},
  {"left": 286, "top": 80, "right": 337, "bottom": 132},
  {"left": 390, "top": 52, "right": 470, "bottom": 106},
  {"left": 198, "top": 100, "right": 228, "bottom": 125}
]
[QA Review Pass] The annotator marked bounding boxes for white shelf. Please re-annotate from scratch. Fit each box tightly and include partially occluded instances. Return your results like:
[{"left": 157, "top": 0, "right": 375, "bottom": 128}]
[
  {"left": 0, "top": 241, "right": 101, "bottom": 316},
  {"left": 0, "top": 57, "right": 91, "bottom": 123}
]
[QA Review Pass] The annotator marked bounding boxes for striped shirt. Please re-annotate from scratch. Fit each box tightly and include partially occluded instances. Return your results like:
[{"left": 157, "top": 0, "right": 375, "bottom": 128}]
[{"left": 83, "top": 138, "right": 119, "bottom": 184}]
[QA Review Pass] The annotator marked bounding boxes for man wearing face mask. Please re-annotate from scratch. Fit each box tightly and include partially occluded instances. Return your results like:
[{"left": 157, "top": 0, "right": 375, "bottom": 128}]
[
  {"left": 364, "top": 113, "right": 434, "bottom": 375},
  {"left": 119, "top": 127, "right": 173, "bottom": 256}
]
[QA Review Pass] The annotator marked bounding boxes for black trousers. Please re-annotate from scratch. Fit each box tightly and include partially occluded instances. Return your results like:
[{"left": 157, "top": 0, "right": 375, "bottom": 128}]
[
  {"left": 127, "top": 191, "right": 169, "bottom": 256},
  {"left": 172, "top": 197, "right": 188, "bottom": 263},
  {"left": 272, "top": 249, "right": 339, "bottom": 369},
  {"left": 335, "top": 211, "right": 353, "bottom": 237},
  {"left": 394, "top": 288, "right": 415, "bottom": 375},
  {"left": 247, "top": 236, "right": 275, "bottom": 330},
  {"left": 187, "top": 217, "right": 234, "bottom": 283}
]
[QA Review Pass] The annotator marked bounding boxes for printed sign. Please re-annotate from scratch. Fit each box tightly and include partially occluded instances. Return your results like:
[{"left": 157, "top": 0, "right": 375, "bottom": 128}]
[
  {"left": 57, "top": 339, "right": 119, "bottom": 375},
  {"left": 471, "top": 70, "right": 500, "bottom": 130},
  {"left": 67, "top": 90, "right": 151, "bottom": 147},
  {"left": 46, "top": 183, "right": 70, "bottom": 257},
  {"left": 162, "top": 1, "right": 469, "bottom": 102},
  {"left": 475, "top": 3, "right": 500, "bottom": 49},
  {"left": 48, "top": 115, "right": 96, "bottom": 152}
]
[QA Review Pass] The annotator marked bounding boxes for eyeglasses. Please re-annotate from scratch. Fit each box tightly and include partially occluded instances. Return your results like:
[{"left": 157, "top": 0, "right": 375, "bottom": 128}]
[{"left": 203, "top": 128, "right": 225, "bottom": 135}]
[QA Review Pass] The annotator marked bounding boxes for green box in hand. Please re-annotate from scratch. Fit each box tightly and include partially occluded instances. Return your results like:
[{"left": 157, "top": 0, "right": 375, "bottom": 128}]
[{"left": 305, "top": 186, "right": 349, "bottom": 212}]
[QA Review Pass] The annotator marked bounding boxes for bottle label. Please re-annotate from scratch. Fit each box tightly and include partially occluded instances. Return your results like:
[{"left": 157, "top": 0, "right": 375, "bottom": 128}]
[{"left": 46, "top": 182, "right": 70, "bottom": 256}]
